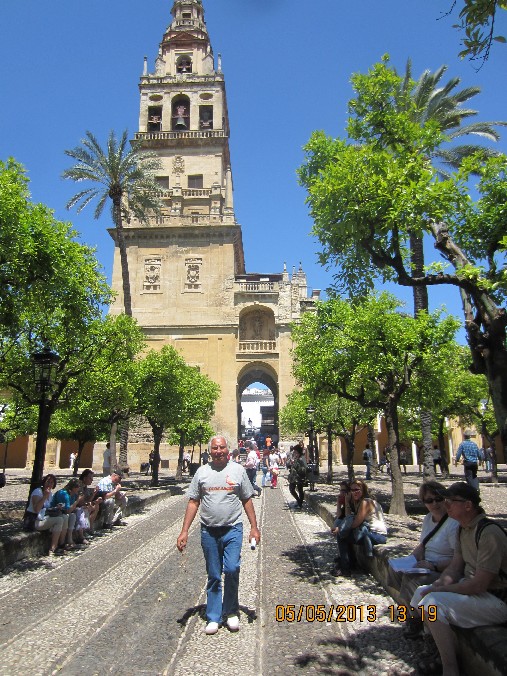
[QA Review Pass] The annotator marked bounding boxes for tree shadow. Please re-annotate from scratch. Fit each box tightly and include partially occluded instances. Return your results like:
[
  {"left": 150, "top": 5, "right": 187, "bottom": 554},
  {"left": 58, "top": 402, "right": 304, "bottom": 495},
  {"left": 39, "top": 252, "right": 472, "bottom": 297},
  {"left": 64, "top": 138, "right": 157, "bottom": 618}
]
[{"left": 293, "top": 624, "right": 418, "bottom": 674}]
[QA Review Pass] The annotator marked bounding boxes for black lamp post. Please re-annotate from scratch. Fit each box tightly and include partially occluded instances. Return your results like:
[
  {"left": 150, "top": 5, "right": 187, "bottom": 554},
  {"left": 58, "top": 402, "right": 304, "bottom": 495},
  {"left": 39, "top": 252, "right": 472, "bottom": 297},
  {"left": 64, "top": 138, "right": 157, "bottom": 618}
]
[
  {"left": 306, "top": 405, "right": 318, "bottom": 490},
  {"left": 29, "top": 347, "right": 60, "bottom": 498},
  {"left": 197, "top": 425, "right": 204, "bottom": 465},
  {"left": 306, "top": 405, "right": 315, "bottom": 463}
]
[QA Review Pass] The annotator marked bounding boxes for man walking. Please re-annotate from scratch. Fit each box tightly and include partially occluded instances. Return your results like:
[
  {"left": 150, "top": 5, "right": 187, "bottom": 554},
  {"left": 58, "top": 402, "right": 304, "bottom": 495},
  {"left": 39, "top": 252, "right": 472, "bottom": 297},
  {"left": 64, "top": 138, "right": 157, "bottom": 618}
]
[
  {"left": 245, "top": 446, "right": 262, "bottom": 496},
  {"left": 176, "top": 435, "right": 260, "bottom": 635},
  {"left": 288, "top": 445, "right": 307, "bottom": 508},
  {"left": 455, "top": 430, "right": 481, "bottom": 490},
  {"left": 410, "top": 483, "right": 507, "bottom": 675},
  {"left": 363, "top": 444, "right": 373, "bottom": 480}
]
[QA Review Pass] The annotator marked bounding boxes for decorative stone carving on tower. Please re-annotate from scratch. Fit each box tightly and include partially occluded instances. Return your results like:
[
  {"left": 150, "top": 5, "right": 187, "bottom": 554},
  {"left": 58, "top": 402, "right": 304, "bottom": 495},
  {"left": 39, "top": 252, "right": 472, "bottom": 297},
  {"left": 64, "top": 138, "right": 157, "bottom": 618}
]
[{"left": 143, "top": 258, "right": 162, "bottom": 292}]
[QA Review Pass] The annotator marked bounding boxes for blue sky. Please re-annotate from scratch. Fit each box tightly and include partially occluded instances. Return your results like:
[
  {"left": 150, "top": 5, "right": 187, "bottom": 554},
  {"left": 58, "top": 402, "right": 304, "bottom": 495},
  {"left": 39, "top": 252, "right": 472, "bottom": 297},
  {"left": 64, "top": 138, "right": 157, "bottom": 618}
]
[{"left": 1, "top": 1, "right": 506, "bottom": 334}]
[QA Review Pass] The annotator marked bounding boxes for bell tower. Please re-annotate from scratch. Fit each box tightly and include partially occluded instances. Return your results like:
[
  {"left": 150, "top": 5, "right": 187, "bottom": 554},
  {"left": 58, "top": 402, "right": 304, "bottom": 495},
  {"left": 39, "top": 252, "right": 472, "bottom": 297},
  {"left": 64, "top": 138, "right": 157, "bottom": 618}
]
[
  {"left": 133, "top": 0, "right": 239, "bottom": 234},
  {"left": 108, "top": 0, "right": 316, "bottom": 453}
]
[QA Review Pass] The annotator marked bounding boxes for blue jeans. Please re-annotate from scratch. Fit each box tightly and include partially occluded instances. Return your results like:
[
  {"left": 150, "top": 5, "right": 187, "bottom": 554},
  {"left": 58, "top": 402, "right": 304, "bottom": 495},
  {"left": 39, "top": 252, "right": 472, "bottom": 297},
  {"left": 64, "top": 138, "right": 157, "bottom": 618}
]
[
  {"left": 353, "top": 524, "right": 387, "bottom": 557},
  {"left": 201, "top": 524, "right": 243, "bottom": 623},
  {"left": 246, "top": 467, "right": 261, "bottom": 494},
  {"left": 337, "top": 523, "right": 386, "bottom": 569}
]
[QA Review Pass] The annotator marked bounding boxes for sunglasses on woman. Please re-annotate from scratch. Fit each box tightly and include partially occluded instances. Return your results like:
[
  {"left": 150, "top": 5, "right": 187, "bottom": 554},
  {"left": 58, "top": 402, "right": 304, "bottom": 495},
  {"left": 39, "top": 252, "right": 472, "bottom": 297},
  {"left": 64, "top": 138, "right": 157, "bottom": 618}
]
[{"left": 422, "top": 496, "right": 444, "bottom": 504}]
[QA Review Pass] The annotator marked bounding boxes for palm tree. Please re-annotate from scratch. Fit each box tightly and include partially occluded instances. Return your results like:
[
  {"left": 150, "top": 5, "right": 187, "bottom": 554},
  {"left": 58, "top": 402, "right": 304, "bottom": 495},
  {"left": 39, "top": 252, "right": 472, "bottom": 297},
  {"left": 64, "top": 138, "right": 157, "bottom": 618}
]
[
  {"left": 400, "top": 61, "right": 507, "bottom": 177},
  {"left": 399, "top": 62, "right": 506, "bottom": 477},
  {"left": 63, "top": 130, "right": 162, "bottom": 317},
  {"left": 63, "top": 130, "right": 161, "bottom": 469}
]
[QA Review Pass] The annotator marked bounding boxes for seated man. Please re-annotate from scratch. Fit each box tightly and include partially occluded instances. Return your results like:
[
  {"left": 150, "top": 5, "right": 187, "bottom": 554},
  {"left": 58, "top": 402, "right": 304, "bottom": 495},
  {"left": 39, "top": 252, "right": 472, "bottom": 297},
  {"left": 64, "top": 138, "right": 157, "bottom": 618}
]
[
  {"left": 411, "top": 482, "right": 507, "bottom": 676},
  {"left": 97, "top": 469, "right": 128, "bottom": 528}
]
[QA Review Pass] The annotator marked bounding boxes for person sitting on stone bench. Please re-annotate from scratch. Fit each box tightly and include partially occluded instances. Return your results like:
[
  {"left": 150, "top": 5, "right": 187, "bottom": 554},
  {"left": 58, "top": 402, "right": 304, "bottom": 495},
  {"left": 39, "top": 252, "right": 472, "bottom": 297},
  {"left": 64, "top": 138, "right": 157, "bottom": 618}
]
[
  {"left": 78, "top": 469, "right": 102, "bottom": 538},
  {"left": 334, "top": 479, "right": 387, "bottom": 577},
  {"left": 97, "top": 468, "right": 128, "bottom": 528},
  {"left": 390, "top": 481, "right": 459, "bottom": 639},
  {"left": 410, "top": 482, "right": 507, "bottom": 676},
  {"left": 50, "top": 477, "right": 85, "bottom": 549},
  {"left": 24, "top": 474, "right": 70, "bottom": 556}
]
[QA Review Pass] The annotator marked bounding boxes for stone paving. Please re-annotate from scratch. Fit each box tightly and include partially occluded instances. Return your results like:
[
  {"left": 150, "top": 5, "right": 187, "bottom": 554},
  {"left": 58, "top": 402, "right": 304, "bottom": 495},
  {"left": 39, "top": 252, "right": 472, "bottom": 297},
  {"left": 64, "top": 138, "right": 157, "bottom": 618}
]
[{"left": 0, "top": 464, "right": 505, "bottom": 675}]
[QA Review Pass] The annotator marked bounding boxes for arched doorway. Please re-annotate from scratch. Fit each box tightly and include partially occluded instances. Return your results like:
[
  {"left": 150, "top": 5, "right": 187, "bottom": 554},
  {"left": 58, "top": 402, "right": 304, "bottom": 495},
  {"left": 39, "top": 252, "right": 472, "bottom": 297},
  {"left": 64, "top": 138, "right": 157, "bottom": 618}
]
[{"left": 237, "top": 362, "right": 279, "bottom": 445}]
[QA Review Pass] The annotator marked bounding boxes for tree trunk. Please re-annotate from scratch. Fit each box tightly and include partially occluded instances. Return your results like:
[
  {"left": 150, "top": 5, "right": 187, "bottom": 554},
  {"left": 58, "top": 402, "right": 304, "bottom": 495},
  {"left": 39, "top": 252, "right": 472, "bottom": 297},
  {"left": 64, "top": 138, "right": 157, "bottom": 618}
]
[
  {"left": 437, "top": 417, "right": 449, "bottom": 478},
  {"left": 326, "top": 425, "right": 333, "bottom": 484},
  {"left": 109, "top": 421, "right": 118, "bottom": 470},
  {"left": 27, "top": 401, "right": 53, "bottom": 507},
  {"left": 410, "top": 233, "right": 436, "bottom": 482},
  {"left": 481, "top": 331, "right": 507, "bottom": 461},
  {"left": 112, "top": 196, "right": 133, "bottom": 317},
  {"left": 150, "top": 424, "right": 163, "bottom": 487},
  {"left": 175, "top": 430, "right": 185, "bottom": 481},
  {"left": 384, "top": 400, "right": 407, "bottom": 516},
  {"left": 119, "top": 423, "right": 129, "bottom": 473},
  {"left": 481, "top": 420, "right": 498, "bottom": 485},
  {"left": 420, "top": 409, "right": 435, "bottom": 480},
  {"left": 343, "top": 431, "right": 356, "bottom": 482},
  {"left": 72, "top": 439, "right": 87, "bottom": 477},
  {"left": 367, "top": 423, "right": 378, "bottom": 476}
]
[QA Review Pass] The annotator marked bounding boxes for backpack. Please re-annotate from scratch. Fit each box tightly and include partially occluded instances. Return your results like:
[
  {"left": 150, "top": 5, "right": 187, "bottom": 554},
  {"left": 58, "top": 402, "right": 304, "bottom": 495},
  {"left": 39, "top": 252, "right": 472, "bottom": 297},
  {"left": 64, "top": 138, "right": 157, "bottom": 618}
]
[
  {"left": 363, "top": 450, "right": 370, "bottom": 461},
  {"left": 459, "top": 518, "right": 507, "bottom": 580}
]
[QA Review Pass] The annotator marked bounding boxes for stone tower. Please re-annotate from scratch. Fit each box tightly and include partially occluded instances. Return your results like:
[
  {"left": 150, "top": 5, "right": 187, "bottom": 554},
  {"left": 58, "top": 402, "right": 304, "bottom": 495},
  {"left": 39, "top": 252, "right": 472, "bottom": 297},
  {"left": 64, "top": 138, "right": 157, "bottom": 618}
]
[{"left": 109, "top": 0, "right": 318, "bottom": 448}]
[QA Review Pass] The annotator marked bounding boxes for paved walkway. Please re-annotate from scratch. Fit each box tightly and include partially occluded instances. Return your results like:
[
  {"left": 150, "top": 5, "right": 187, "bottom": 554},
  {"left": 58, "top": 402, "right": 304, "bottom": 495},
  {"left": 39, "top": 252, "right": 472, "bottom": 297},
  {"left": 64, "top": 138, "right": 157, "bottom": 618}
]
[{"left": 0, "top": 465, "right": 505, "bottom": 675}]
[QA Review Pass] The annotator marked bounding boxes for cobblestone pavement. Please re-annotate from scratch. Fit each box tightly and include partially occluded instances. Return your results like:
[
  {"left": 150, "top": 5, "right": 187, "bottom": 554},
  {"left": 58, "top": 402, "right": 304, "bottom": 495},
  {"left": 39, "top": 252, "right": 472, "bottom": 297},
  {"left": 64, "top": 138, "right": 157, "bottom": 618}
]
[{"left": 0, "top": 466, "right": 505, "bottom": 675}]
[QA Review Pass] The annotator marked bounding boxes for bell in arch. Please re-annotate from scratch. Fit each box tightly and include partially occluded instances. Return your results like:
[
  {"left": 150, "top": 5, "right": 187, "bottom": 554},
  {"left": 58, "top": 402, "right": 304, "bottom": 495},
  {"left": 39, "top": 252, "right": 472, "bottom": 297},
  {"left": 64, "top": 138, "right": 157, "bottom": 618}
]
[{"left": 174, "top": 104, "right": 188, "bottom": 130}]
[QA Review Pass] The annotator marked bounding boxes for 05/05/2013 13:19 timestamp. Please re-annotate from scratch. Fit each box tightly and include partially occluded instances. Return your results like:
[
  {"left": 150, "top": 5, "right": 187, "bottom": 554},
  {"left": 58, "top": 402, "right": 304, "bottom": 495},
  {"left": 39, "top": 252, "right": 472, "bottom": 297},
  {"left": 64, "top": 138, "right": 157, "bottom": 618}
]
[{"left": 275, "top": 604, "right": 437, "bottom": 623}]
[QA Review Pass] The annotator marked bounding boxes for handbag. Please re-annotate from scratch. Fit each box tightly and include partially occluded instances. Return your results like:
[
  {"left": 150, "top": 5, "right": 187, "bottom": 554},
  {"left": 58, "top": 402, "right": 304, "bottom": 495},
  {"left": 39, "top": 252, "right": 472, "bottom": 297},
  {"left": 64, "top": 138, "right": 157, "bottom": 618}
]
[
  {"left": 46, "top": 506, "right": 63, "bottom": 517},
  {"left": 23, "top": 511, "right": 38, "bottom": 531}
]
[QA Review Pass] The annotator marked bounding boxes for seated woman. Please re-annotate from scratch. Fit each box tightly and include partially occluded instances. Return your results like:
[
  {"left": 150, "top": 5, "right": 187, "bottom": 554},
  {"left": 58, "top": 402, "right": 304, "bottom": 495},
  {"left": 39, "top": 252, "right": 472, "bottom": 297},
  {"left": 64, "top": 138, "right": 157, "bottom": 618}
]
[
  {"left": 25, "top": 474, "right": 69, "bottom": 555},
  {"left": 396, "top": 480, "right": 459, "bottom": 638},
  {"left": 330, "top": 480, "right": 352, "bottom": 573},
  {"left": 78, "top": 469, "right": 102, "bottom": 538},
  {"left": 335, "top": 479, "right": 387, "bottom": 576},
  {"left": 50, "top": 477, "right": 84, "bottom": 548}
]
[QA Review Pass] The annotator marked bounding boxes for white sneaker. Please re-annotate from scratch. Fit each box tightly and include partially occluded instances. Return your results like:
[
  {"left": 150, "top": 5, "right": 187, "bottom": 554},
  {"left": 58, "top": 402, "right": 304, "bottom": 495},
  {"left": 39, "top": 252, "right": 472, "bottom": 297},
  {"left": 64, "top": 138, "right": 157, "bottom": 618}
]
[
  {"left": 226, "top": 615, "right": 240, "bottom": 632},
  {"left": 204, "top": 621, "right": 219, "bottom": 635}
]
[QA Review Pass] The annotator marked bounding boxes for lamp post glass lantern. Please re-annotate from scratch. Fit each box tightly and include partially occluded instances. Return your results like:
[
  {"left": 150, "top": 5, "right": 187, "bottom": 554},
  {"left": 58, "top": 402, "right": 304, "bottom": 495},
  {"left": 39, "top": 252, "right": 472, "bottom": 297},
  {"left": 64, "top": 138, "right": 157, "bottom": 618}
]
[
  {"left": 306, "top": 405, "right": 315, "bottom": 464},
  {"left": 28, "top": 346, "right": 60, "bottom": 501},
  {"left": 32, "top": 347, "right": 60, "bottom": 396}
]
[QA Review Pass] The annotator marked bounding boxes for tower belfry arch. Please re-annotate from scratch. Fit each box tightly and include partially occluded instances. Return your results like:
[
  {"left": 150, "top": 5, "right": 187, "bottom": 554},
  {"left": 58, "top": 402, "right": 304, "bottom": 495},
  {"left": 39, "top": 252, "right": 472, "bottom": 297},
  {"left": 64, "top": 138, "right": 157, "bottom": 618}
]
[{"left": 109, "top": 0, "right": 318, "bottom": 447}]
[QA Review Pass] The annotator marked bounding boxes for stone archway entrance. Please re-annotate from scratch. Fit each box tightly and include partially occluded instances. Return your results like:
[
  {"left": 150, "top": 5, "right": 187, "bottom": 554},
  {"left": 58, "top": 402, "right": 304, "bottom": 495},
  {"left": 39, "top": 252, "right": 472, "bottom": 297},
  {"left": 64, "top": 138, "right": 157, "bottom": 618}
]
[{"left": 237, "top": 363, "right": 279, "bottom": 443}]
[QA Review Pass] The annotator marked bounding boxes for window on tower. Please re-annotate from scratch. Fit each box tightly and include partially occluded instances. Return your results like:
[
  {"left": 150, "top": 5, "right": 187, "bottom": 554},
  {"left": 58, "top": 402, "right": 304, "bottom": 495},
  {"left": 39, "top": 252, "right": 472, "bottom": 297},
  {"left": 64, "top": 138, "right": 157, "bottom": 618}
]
[
  {"left": 148, "top": 106, "right": 162, "bottom": 132},
  {"left": 176, "top": 55, "right": 192, "bottom": 74},
  {"left": 172, "top": 95, "right": 190, "bottom": 131},
  {"left": 188, "top": 175, "right": 203, "bottom": 189},
  {"left": 199, "top": 105, "right": 213, "bottom": 129},
  {"left": 155, "top": 176, "right": 169, "bottom": 190}
]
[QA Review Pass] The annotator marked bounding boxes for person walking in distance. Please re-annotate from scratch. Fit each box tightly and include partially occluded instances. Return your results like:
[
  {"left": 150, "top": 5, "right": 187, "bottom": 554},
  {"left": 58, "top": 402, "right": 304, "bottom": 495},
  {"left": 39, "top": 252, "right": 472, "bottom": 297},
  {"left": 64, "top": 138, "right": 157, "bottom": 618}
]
[
  {"left": 176, "top": 435, "right": 260, "bottom": 635},
  {"left": 288, "top": 445, "right": 307, "bottom": 508},
  {"left": 455, "top": 430, "right": 481, "bottom": 490},
  {"left": 244, "top": 446, "right": 262, "bottom": 497},
  {"left": 363, "top": 444, "right": 373, "bottom": 480}
]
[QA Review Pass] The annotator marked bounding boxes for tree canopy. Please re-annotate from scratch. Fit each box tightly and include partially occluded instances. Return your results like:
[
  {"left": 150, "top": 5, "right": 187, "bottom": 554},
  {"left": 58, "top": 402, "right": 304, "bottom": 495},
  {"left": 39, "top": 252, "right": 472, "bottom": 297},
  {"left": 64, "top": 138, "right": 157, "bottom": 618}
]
[
  {"left": 298, "top": 58, "right": 507, "bottom": 450},
  {"left": 441, "top": 0, "right": 507, "bottom": 63},
  {"left": 291, "top": 293, "right": 459, "bottom": 514}
]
